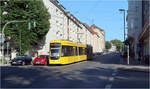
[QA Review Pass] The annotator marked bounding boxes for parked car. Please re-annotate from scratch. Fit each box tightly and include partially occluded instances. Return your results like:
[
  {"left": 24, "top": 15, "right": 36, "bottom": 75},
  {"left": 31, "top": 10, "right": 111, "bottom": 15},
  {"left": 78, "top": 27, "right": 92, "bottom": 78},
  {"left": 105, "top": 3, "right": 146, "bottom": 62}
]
[
  {"left": 10, "top": 55, "right": 32, "bottom": 65},
  {"left": 32, "top": 55, "right": 49, "bottom": 65}
]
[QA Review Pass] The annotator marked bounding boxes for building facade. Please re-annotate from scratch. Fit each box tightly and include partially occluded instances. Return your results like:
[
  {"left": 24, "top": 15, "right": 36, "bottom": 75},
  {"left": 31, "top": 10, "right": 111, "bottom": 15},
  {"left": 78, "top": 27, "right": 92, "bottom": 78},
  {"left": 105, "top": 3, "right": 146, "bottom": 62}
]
[
  {"left": 127, "top": 0, "right": 150, "bottom": 63},
  {"left": 109, "top": 43, "right": 117, "bottom": 52},
  {"left": 127, "top": 0, "right": 142, "bottom": 59},
  {"left": 39, "top": 0, "right": 105, "bottom": 55},
  {"left": 91, "top": 25, "right": 105, "bottom": 53},
  {"left": 138, "top": 0, "right": 150, "bottom": 63},
  {"left": 0, "top": 0, "right": 105, "bottom": 59}
]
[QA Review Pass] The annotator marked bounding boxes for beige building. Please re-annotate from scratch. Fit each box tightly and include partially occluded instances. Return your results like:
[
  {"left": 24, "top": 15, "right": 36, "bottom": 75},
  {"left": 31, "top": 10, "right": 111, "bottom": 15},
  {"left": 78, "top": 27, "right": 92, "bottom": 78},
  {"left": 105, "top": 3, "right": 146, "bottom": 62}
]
[
  {"left": 83, "top": 24, "right": 93, "bottom": 45},
  {"left": 91, "top": 25, "right": 105, "bottom": 53},
  {"left": 0, "top": 0, "right": 105, "bottom": 59},
  {"left": 41, "top": 0, "right": 105, "bottom": 55}
]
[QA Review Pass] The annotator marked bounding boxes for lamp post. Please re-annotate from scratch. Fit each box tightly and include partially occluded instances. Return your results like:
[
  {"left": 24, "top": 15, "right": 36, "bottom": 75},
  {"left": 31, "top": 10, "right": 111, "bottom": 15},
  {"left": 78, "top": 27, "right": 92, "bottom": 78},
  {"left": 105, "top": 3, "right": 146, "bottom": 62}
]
[
  {"left": 119, "top": 9, "right": 126, "bottom": 48},
  {"left": 1, "top": 20, "right": 34, "bottom": 64},
  {"left": 1, "top": 20, "right": 27, "bottom": 61},
  {"left": 119, "top": 9, "right": 129, "bottom": 65}
]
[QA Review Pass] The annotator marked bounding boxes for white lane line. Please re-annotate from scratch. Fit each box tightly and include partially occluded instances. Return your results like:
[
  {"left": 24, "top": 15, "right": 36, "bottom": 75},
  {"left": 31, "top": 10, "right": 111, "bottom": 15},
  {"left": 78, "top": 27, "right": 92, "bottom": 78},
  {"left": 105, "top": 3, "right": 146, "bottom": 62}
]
[
  {"left": 105, "top": 84, "right": 112, "bottom": 89},
  {"left": 105, "top": 69, "right": 118, "bottom": 89},
  {"left": 109, "top": 77, "right": 114, "bottom": 82}
]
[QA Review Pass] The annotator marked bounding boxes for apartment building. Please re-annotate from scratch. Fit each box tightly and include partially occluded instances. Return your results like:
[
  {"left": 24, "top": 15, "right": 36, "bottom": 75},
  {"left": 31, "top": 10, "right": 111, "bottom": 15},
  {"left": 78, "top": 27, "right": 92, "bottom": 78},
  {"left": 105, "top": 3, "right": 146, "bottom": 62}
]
[
  {"left": 91, "top": 25, "right": 105, "bottom": 53},
  {"left": 36, "top": 0, "right": 68, "bottom": 55},
  {"left": 127, "top": 0, "right": 142, "bottom": 59},
  {"left": 83, "top": 23, "right": 93, "bottom": 45},
  {"left": 109, "top": 43, "right": 117, "bottom": 52},
  {"left": 127, "top": 0, "right": 149, "bottom": 63},
  {"left": 0, "top": 0, "right": 105, "bottom": 59},
  {"left": 66, "top": 12, "right": 83, "bottom": 43},
  {"left": 138, "top": 0, "right": 150, "bottom": 63},
  {"left": 40, "top": 0, "right": 105, "bottom": 55}
]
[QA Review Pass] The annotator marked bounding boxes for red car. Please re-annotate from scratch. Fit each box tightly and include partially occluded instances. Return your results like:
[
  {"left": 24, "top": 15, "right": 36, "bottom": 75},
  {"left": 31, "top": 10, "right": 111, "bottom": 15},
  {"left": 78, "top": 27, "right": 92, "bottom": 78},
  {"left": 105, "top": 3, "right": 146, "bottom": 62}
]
[{"left": 33, "top": 55, "right": 49, "bottom": 65}]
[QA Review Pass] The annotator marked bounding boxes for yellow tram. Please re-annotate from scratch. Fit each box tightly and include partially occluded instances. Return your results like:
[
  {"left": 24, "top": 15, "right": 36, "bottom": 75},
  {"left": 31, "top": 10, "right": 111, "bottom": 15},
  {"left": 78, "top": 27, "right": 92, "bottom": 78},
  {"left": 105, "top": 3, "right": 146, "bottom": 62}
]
[{"left": 49, "top": 40, "right": 93, "bottom": 64}]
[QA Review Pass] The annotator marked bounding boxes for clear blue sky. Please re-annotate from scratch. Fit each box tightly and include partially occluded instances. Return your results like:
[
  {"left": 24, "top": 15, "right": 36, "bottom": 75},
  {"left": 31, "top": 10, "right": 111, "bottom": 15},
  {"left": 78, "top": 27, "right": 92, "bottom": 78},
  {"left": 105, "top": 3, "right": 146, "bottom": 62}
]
[{"left": 58, "top": 0, "right": 128, "bottom": 41}]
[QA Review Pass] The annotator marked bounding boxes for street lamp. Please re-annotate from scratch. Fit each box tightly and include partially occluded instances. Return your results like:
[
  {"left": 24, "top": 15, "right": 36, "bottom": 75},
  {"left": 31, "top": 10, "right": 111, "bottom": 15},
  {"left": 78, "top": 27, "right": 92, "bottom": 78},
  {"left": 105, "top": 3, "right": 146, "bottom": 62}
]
[
  {"left": 119, "top": 9, "right": 126, "bottom": 46},
  {"left": 119, "top": 9, "right": 130, "bottom": 65},
  {"left": 1, "top": 20, "right": 27, "bottom": 61},
  {"left": 1, "top": 20, "right": 35, "bottom": 64}
]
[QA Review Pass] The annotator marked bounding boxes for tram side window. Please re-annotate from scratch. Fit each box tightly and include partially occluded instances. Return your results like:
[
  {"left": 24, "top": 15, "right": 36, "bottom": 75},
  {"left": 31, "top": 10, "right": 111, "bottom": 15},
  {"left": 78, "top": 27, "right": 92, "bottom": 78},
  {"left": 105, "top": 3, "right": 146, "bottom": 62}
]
[
  {"left": 79, "top": 47, "right": 84, "bottom": 55},
  {"left": 75, "top": 47, "right": 78, "bottom": 55},
  {"left": 85, "top": 48, "right": 87, "bottom": 55},
  {"left": 62, "top": 46, "right": 74, "bottom": 56}
]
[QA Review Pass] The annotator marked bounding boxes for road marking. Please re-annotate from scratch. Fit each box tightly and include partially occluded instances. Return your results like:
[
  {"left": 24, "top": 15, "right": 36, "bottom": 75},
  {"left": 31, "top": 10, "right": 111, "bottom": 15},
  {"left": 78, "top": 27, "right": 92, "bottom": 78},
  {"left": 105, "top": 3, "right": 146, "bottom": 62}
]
[
  {"left": 105, "top": 69, "right": 118, "bottom": 89},
  {"left": 105, "top": 84, "right": 112, "bottom": 89}
]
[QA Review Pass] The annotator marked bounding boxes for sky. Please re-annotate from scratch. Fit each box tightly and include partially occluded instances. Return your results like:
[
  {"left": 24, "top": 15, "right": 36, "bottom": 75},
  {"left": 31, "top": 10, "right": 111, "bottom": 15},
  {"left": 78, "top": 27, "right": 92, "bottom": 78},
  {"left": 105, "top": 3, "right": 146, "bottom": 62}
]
[{"left": 58, "top": 0, "right": 128, "bottom": 41}]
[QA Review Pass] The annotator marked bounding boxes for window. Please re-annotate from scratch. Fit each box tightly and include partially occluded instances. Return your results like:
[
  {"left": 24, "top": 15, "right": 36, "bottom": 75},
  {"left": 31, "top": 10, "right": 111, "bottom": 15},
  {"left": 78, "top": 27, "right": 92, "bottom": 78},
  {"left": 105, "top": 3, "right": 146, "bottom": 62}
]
[
  {"left": 50, "top": 43, "right": 61, "bottom": 59},
  {"left": 85, "top": 48, "right": 87, "bottom": 55},
  {"left": 56, "top": 9, "right": 58, "bottom": 12},
  {"left": 79, "top": 47, "right": 84, "bottom": 55},
  {"left": 75, "top": 47, "right": 78, "bottom": 55},
  {"left": 62, "top": 46, "right": 74, "bottom": 57}
]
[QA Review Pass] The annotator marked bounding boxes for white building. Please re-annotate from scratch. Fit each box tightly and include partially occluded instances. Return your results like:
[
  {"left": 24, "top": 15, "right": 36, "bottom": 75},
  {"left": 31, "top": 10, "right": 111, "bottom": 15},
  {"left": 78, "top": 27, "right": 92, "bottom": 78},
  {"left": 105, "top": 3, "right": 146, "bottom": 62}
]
[
  {"left": 109, "top": 43, "right": 116, "bottom": 52},
  {"left": 36, "top": 0, "right": 89, "bottom": 56},
  {"left": 91, "top": 25, "right": 105, "bottom": 53},
  {"left": 0, "top": 0, "right": 105, "bottom": 59}
]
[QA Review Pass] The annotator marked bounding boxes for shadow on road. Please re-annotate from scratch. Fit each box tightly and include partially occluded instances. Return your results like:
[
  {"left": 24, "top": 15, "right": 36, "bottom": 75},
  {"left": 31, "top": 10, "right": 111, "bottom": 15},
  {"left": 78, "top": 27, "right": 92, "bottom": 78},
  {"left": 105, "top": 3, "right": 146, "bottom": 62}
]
[
  {"left": 1, "top": 65, "right": 110, "bottom": 88},
  {"left": 1, "top": 66, "right": 59, "bottom": 88},
  {"left": 112, "top": 68, "right": 149, "bottom": 88}
]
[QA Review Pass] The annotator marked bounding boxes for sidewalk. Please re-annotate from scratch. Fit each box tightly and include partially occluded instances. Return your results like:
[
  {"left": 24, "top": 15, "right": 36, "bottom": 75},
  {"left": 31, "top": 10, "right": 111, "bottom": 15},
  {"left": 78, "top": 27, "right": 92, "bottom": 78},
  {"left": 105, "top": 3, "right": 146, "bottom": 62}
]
[
  {"left": 0, "top": 62, "right": 11, "bottom": 66},
  {"left": 118, "top": 57, "right": 149, "bottom": 73}
]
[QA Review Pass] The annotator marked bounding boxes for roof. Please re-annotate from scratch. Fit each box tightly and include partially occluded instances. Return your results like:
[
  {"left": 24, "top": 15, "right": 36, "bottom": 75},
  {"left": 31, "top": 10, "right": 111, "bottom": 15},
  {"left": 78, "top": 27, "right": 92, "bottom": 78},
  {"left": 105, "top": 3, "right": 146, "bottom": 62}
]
[
  {"left": 91, "top": 24, "right": 105, "bottom": 36},
  {"left": 82, "top": 23, "right": 93, "bottom": 34},
  {"left": 90, "top": 26, "right": 98, "bottom": 35},
  {"left": 66, "top": 12, "right": 82, "bottom": 28},
  {"left": 50, "top": 0, "right": 66, "bottom": 14},
  {"left": 91, "top": 24, "right": 104, "bottom": 32}
]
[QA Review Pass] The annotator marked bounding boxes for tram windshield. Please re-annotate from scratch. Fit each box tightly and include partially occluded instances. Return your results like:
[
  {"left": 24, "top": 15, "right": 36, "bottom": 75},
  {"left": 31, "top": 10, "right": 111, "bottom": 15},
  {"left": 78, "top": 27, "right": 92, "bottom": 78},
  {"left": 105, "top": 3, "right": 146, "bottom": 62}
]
[{"left": 50, "top": 43, "right": 61, "bottom": 59}]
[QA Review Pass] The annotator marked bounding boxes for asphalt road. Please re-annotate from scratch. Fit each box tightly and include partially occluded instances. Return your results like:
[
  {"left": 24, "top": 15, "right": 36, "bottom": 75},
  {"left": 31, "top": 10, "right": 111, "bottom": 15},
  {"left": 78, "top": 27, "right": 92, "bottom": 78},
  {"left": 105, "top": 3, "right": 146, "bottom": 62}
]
[{"left": 1, "top": 53, "right": 149, "bottom": 88}]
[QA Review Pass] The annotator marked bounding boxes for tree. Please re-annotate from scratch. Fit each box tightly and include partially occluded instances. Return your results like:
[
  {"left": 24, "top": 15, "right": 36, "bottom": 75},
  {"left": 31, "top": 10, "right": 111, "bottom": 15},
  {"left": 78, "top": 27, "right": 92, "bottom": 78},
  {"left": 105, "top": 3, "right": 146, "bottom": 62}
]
[
  {"left": 0, "top": 0, "right": 50, "bottom": 55},
  {"left": 111, "top": 39, "right": 124, "bottom": 51},
  {"left": 105, "top": 41, "right": 112, "bottom": 50}
]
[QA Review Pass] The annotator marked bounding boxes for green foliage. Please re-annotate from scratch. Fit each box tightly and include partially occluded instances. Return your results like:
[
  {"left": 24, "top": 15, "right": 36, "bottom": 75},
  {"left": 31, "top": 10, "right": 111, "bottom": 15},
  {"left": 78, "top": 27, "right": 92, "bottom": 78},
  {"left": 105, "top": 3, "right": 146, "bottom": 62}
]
[
  {"left": 111, "top": 39, "right": 124, "bottom": 51},
  {"left": 105, "top": 41, "right": 112, "bottom": 50},
  {"left": 0, "top": 0, "right": 50, "bottom": 55}
]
